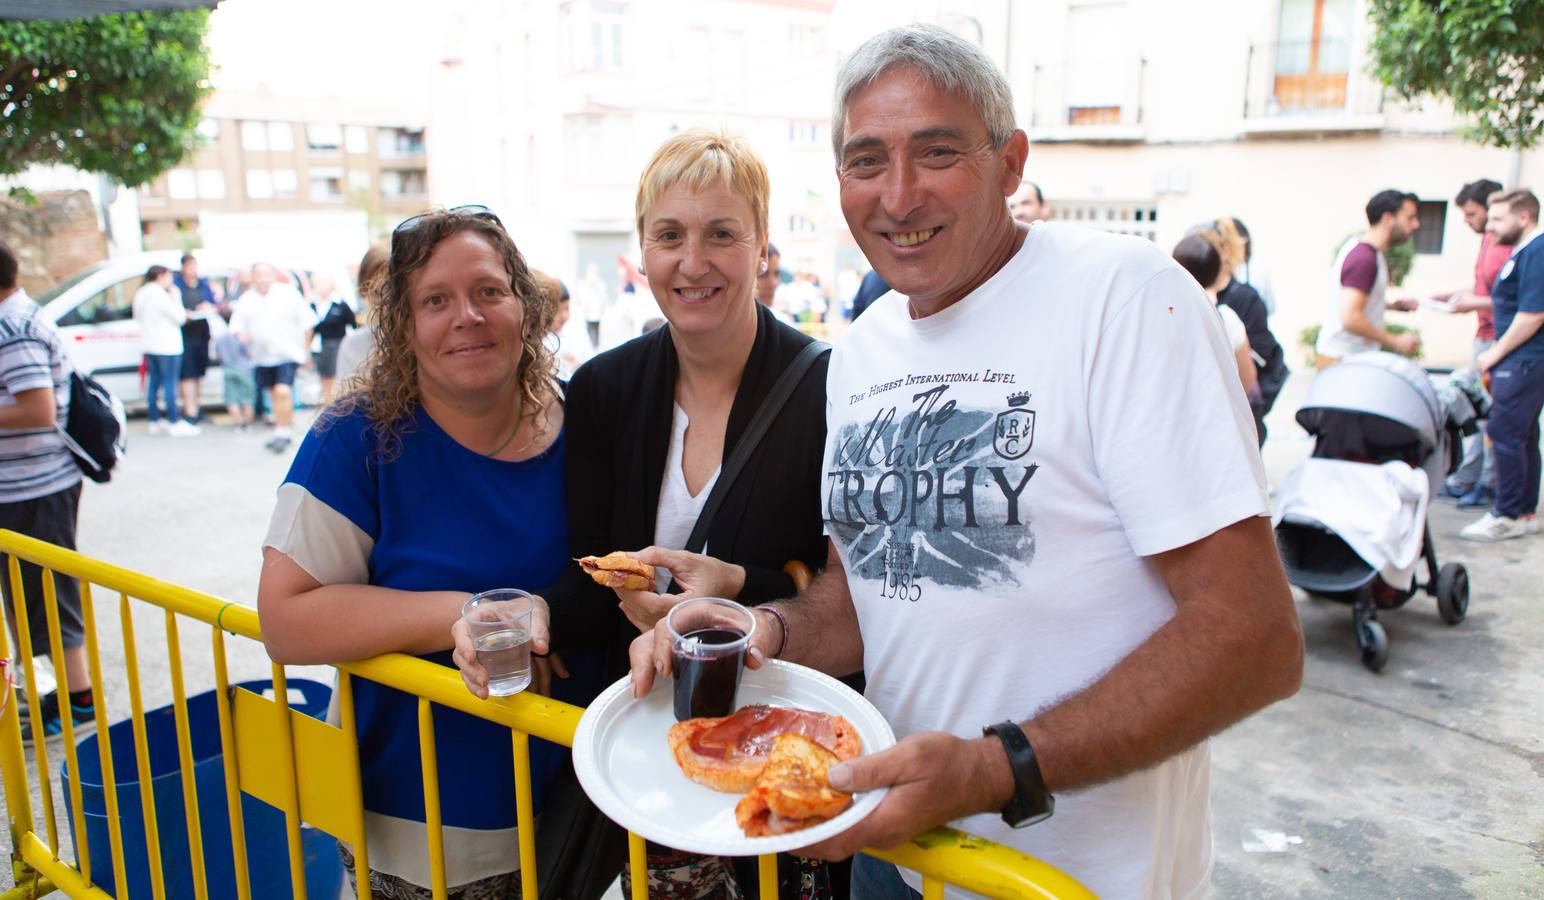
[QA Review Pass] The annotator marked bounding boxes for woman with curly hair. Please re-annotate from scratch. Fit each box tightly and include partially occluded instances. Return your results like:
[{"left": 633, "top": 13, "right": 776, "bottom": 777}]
[{"left": 258, "top": 206, "right": 591, "bottom": 899}]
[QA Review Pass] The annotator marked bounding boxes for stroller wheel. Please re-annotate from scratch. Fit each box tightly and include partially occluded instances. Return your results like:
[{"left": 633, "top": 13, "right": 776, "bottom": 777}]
[
  {"left": 1436, "top": 563, "right": 1469, "bottom": 626},
  {"left": 1358, "top": 619, "right": 1389, "bottom": 672}
]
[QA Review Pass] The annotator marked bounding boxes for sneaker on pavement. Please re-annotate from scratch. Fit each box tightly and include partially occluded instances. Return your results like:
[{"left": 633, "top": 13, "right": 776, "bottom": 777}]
[
  {"left": 1459, "top": 512, "right": 1529, "bottom": 542},
  {"left": 1436, "top": 482, "right": 1471, "bottom": 502},
  {"left": 1524, "top": 514, "right": 1540, "bottom": 536},
  {"left": 147, "top": 420, "right": 168, "bottom": 436},
  {"left": 19, "top": 691, "right": 96, "bottom": 746},
  {"left": 264, "top": 436, "right": 292, "bottom": 454},
  {"left": 168, "top": 420, "right": 202, "bottom": 437},
  {"left": 1456, "top": 484, "right": 1495, "bottom": 509}
]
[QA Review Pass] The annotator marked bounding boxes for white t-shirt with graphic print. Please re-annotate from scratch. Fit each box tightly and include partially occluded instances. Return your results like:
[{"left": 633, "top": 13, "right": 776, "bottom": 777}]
[{"left": 821, "top": 222, "right": 1269, "bottom": 899}]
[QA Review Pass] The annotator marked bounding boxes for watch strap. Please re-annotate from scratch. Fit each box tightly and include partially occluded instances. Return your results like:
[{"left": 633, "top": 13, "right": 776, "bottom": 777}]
[{"left": 983, "top": 720, "right": 1054, "bottom": 828}]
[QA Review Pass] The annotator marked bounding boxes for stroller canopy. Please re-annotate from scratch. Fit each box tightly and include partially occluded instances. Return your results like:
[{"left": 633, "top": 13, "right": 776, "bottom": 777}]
[
  {"left": 1297, "top": 351, "right": 1451, "bottom": 489},
  {"left": 1298, "top": 352, "right": 1445, "bottom": 449}
]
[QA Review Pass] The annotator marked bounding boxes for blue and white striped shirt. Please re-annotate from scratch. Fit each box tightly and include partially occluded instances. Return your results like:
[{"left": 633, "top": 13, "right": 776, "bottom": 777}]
[{"left": 0, "top": 291, "right": 79, "bottom": 503}]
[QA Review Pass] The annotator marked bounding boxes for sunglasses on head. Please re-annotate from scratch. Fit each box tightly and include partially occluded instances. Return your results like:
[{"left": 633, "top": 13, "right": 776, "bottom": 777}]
[{"left": 392, "top": 205, "right": 504, "bottom": 247}]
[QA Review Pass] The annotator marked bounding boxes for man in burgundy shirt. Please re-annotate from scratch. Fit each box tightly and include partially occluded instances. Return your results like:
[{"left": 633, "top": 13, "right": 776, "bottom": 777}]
[
  {"left": 1314, "top": 190, "right": 1421, "bottom": 364},
  {"left": 1438, "top": 179, "right": 1508, "bottom": 505}
]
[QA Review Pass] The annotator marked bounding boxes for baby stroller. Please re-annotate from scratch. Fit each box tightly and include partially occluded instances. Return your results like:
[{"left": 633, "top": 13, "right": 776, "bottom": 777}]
[{"left": 1274, "top": 352, "right": 1477, "bottom": 672}]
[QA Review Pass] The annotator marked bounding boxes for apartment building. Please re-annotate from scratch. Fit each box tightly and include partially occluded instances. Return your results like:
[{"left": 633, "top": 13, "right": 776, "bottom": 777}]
[
  {"left": 136, "top": 90, "right": 429, "bottom": 267},
  {"left": 1004, "top": 0, "right": 1543, "bottom": 363},
  {"left": 428, "top": 0, "right": 848, "bottom": 298}
]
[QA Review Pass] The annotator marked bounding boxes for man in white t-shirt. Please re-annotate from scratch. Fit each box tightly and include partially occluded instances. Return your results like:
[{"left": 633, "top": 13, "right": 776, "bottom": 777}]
[
  {"left": 229, "top": 263, "right": 312, "bottom": 453},
  {"left": 630, "top": 24, "right": 1302, "bottom": 899},
  {"left": 1315, "top": 190, "right": 1422, "bottom": 365}
]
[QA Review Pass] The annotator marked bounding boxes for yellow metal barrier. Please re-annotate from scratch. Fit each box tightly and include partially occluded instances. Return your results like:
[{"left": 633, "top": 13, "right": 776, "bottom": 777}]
[{"left": 0, "top": 530, "right": 1094, "bottom": 900}]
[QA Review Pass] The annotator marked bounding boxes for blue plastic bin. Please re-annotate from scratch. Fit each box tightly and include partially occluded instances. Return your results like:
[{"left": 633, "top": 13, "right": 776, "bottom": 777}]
[{"left": 61, "top": 678, "right": 344, "bottom": 899}]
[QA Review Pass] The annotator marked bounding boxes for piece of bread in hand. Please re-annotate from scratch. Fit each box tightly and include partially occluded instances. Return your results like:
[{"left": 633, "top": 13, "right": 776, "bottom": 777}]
[
  {"left": 578, "top": 552, "right": 654, "bottom": 591},
  {"left": 735, "top": 734, "right": 854, "bottom": 837},
  {"left": 669, "top": 705, "right": 862, "bottom": 794}
]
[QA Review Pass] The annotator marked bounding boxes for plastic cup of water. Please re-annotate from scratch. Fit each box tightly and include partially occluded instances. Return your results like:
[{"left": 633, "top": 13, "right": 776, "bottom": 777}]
[{"left": 463, "top": 589, "right": 535, "bottom": 697}]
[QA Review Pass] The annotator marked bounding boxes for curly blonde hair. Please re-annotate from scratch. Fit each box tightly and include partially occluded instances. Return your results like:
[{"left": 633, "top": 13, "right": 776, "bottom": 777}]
[{"left": 324, "top": 210, "right": 558, "bottom": 458}]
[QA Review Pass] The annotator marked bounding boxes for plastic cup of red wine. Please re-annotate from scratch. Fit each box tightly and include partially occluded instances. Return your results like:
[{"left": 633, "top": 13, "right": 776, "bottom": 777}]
[{"left": 666, "top": 597, "right": 756, "bottom": 721}]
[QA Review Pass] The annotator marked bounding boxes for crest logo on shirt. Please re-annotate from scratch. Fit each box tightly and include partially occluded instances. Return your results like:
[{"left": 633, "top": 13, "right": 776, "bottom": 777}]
[
  {"left": 994, "top": 392, "right": 1035, "bottom": 460},
  {"left": 1500, "top": 259, "right": 1516, "bottom": 281}
]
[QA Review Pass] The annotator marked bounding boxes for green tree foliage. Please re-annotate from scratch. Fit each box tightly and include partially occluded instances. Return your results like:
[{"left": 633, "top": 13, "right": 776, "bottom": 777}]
[
  {"left": 0, "top": 11, "right": 213, "bottom": 185},
  {"left": 1367, "top": 0, "right": 1544, "bottom": 149}
]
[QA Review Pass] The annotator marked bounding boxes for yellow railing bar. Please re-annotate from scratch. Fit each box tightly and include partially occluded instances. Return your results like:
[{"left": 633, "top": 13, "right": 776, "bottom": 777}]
[
  {"left": 0, "top": 871, "right": 57, "bottom": 900},
  {"left": 510, "top": 732, "right": 537, "bottom": 900},
  {"left": 626, "top": 831, "right": 646, "bottom": 900},
  {"left": 335, "top": 672, "right": 371, "bottom": 900},
  {"left": 211, "top": 627, "right": 253, "bottom": 900},
  {"left": 872, "top": 828, "right": 1097, "bottom": 900},
  {"left": 79, "top": 583, "right": 128, "bottom": 895},
  {"left": 42, "top": 571, "right": 91, "bottom": 886},
  {"left": 417, "top": 698, "right": 448, "bottom": 900},
  {"left": 923, "top": 876, "right": 945, "bottom": 900},
  {"left": 165, "top": 611, "right": 210, "bottom": 900},
  {"left": 8, "top": 556, "right": 58, "bottom": 852},
  {"left": 120, "top": 591, "right": 168, "bottom": 900},
  {"left": 15, "top": 832, "right": 112, "bottom": 899},
  {"left": 0, "top": 531, "right": 1096, "bottom": 900},
  {"left": 270, "top": 665, "right": 309, "bottom": 900},
  {"left": 758, "top": 853, "right": 777, "bottom": 898},
  {"left": 0, "top": 573, "right": 36, "bottom": 869}
]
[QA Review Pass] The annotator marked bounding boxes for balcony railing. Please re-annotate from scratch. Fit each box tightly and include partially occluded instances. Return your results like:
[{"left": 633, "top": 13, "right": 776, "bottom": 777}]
[
  {"left": 1029, "top": 58, "right": 1146, "bottom": 138},
  {"left": 1243, "top": 39, "right": 1384, "bottom": 124}
]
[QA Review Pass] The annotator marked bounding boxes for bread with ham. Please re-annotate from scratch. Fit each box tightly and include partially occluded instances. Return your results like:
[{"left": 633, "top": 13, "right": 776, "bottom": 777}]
[
  {"left": 734, "top": 734, "right": 853, "bottom": 837},
  {"left": 668, "top": 704, "right": 862, "bottom": 793},
  {"left": 577, "top": 552, "right": 654, "bottom": 591}
]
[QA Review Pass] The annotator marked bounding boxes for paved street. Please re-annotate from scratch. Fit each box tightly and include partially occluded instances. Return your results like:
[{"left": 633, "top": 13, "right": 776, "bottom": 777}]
[{"left": 3, "top": 373, "right": 1542, "bottom": 897}]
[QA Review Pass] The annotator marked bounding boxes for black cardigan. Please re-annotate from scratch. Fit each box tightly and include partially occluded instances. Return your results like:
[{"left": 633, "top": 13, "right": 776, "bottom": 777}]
[{"left": 546, "top": 303, "right": 829, "bottom": 680}]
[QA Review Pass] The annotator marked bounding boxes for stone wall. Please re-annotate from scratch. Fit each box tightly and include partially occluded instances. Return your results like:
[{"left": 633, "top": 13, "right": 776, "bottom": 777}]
[{"left": 0, "top": 191, "right": 107, "bottom": 297}]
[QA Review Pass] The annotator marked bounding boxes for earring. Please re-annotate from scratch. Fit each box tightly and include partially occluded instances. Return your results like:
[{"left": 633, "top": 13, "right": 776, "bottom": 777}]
[
  {"left": 759, "top": 259, "right": 768, "bottom": 275},
  {"left": 637, "top": 266, "right": 646, "bottom": 277}
]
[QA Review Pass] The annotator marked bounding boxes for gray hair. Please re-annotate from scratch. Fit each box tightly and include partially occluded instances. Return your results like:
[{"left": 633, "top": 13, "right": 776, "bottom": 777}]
[{"left": 831, "top": 24, "right": 1017, "bottom": 160}]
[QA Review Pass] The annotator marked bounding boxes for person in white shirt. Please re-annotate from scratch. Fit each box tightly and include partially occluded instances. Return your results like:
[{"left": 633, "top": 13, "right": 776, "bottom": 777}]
[
  {"left": 573, "top": 263, "right": 609, "bottom": 349},
  {"left": 629, "top": 25, "right": 1302, "bottom": 899},
  {"left": 230, "top": 263, "right": 312, "bottom": 452},
  {"left": 132, "top": 265, "right": 199, "bottom": 436}
]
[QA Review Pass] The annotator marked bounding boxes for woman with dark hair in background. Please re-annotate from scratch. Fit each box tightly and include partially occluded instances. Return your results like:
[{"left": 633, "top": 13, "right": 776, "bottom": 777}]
[
  {"left": 1173, "top": 234, "right": 1260, "bottom": 410},
  {"left": 1196, "top": 218, "right": 1287, "bottom": 446},
  {"left": 334, "top": 243, "right": 388, "bottom": 385},
  {"left": 309, "top": 271, "right": 357, "bottom": 403}
]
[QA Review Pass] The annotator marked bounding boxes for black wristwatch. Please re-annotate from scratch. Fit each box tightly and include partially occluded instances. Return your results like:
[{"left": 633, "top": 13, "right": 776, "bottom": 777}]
[{"left": 982, "top": 721, "right": 1054, "bottom": 828}]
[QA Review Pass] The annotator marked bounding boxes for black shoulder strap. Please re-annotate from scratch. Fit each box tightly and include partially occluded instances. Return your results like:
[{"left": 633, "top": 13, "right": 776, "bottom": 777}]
[{"left": 676, "top": 340, "right": 830, "bottom": 568}]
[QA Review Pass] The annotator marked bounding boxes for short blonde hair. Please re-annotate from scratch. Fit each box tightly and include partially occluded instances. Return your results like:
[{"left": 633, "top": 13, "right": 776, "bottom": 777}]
[
  {"left": 635, "top": 130, "right": 770, "bottom": 239},
  {"left": 1194, "top": 218, "right": 1247, "bottom": 273}
]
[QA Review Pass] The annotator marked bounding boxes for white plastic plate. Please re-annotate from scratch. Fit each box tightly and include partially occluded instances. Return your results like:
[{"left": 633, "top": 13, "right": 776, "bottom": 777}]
[{"left": 571, "top": 659, "right": 896, "bottom": 856}]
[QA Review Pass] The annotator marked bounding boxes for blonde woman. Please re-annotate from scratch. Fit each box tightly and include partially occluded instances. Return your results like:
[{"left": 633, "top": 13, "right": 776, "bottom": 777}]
[
  {"left": 454, "top": 131, "right": 835, "bottom": 898},
  {"left": 1195, "top": 218, "right": 1287, "bottom": 446}
]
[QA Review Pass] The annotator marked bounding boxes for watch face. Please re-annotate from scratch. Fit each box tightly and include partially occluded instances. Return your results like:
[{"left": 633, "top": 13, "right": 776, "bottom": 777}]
[{"left": 1010, "top": 807, "right": 1054, "bottom": 829}]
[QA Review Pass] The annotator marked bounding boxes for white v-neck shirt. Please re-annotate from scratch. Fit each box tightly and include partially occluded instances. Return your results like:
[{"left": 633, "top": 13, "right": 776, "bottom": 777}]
[{"left": 653, "top": 403, "right": 721, "bottom": 591}]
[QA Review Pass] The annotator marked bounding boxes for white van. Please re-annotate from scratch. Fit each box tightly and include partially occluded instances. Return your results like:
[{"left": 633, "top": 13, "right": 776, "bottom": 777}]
[{"left": 33, "top": 252, "right": 313, "bottom": 409}]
